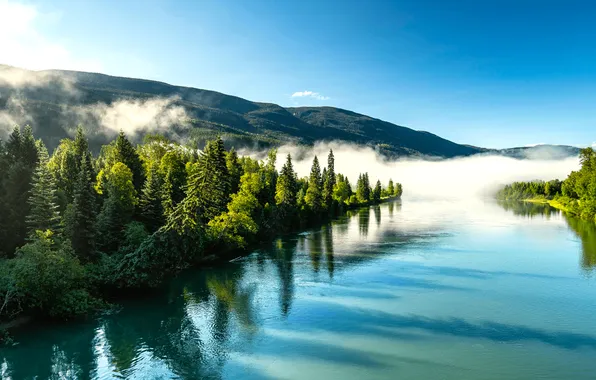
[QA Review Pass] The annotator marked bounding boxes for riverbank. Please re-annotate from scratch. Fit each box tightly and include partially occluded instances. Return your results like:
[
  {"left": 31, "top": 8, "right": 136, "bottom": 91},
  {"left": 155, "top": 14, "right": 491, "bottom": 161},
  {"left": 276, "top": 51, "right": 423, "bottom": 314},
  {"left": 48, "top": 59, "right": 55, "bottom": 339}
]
[
  {"left": 1, "top": 196, "right": 402, "bottom": 339},
  {"left": 523, "top": 197, "right": 573, "bottom": 214}
]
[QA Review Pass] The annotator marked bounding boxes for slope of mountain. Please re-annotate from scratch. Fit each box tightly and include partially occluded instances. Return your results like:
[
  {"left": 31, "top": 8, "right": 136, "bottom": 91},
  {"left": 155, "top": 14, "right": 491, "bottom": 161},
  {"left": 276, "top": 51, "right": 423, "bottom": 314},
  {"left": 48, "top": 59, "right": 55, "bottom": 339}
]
[{"left": 0, "top": 65, "right": 581, "bottom": 159}]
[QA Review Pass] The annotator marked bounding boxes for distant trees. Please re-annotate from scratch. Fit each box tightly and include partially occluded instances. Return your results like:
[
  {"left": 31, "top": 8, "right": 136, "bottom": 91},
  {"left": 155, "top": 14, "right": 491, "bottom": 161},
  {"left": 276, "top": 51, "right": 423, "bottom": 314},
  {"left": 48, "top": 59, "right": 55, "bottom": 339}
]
[
  {"left": 497, "top": 147, "right": 596, "bottom": 222},
  {"left": 0, "top": 128, "right": 404, "bottom": 322}
]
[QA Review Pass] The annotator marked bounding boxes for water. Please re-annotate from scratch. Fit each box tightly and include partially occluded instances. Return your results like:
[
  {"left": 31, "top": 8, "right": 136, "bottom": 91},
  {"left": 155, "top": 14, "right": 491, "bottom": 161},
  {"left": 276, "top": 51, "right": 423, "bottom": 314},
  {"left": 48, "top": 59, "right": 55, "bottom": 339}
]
[{"left": 3, "top": 199, "right": 596, "bottom": 380}]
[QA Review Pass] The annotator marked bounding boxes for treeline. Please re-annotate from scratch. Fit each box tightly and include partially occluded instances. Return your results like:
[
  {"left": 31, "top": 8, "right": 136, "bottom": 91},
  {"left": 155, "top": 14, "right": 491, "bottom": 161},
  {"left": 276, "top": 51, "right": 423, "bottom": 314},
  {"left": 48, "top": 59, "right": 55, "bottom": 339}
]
[
  {"left": 496, "top": 180, "right": 563, "bottom": 200},
  {"left": 497, "top": 147, "right": 596, "bottom": 222},
  {"left": 0, "top": 126, "right": 402, "bottom": 322}
]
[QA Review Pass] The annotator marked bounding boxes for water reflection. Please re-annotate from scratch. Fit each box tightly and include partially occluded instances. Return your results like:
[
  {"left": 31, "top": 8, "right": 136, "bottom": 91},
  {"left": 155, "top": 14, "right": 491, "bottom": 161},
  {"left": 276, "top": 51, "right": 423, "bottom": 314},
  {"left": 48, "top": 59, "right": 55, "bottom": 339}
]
[
  {"left": 497, "top": 199, "right": 596, "bottom": 272},
  {"left": 496, "top": 199, "right": 558, "bottom": 218},
  {"left": 563, "top": 214, "right": 596, "bottom": 272},
  {"left": 7, "top": 199, "right": 595, "bottom": 379}
]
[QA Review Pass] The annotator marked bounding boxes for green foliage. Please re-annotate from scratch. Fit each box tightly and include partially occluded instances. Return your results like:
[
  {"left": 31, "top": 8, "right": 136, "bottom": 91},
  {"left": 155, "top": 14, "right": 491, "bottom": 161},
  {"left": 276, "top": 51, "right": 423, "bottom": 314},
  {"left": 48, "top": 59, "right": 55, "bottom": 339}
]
[
  {"left": 96, "top": 163, "right": 137, "bottom": 253},
  {"left": 66, "top": 153, "right": 97, "bottom": 260},
  {"left": 498, "top": 148, "right": 595, "bottom": 222},
  {"left": 305, "top": 156, "right": 323, "bottom": 214},
  {"left": 6, "top": 231, "right": 96, "bottom": 319},
  {"left": 373, "top": 180, "right": 382, "bottom": 203},
  {"left": 26, "top": 141, "right": 61, "bottom": 237},
  {"left": 0, "top": 127, "right": 406, "bottom": 322},
  {"left": 139, "top": 164, "right": 165, "bottom": 233},
  {"left": 356, "top": 173, "right": 371, "bottom": 203},
  {"left": 114, "top": 131, "right": 145, "bottom": 192}
]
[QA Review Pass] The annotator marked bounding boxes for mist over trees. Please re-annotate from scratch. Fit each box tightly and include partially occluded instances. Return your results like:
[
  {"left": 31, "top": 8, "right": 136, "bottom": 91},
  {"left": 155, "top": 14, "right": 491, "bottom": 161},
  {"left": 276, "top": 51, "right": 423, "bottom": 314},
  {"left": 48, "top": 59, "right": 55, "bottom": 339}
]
[
  {"left": 0, "top": 126, "right": 402, "bottom": 322},
  {"left": 497, "top": 147, "right": 596, "bottom": 222}
]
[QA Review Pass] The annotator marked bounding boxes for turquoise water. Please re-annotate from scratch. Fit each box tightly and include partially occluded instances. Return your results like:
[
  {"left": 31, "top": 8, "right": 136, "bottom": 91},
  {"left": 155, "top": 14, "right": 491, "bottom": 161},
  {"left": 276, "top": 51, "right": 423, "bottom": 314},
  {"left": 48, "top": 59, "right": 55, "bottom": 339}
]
[{"left": 2, "top": 199, "right": 596, "bottom": 380}]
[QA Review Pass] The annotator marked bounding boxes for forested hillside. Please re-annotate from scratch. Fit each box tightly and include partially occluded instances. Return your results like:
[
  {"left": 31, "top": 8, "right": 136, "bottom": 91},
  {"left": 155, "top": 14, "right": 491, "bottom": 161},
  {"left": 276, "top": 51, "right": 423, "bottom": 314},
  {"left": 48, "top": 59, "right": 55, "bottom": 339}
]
[{"left": 0, "top": 65, "right": 484, "bottom": 157}]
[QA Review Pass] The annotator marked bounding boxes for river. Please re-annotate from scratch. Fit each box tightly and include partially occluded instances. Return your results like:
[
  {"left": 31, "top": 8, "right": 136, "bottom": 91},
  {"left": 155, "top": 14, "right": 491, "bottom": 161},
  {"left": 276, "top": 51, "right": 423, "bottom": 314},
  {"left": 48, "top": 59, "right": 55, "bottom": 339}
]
[{"left": 2, "top": 199, "right": 596, "bottom": 379}]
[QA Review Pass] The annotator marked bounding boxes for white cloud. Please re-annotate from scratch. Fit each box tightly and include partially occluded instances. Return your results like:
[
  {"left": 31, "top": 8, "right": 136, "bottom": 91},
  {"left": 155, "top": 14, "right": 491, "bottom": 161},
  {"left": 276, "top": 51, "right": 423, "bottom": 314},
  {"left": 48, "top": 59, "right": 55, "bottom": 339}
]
[
  {"left": 291, "top": 90, "right": 329, "bottom": 101},
  {"left": 0, "top": 0, "right": 102, "bottom": 72},
  {"left": 592, "top": 142, "right": 596, "bottom": 148}
]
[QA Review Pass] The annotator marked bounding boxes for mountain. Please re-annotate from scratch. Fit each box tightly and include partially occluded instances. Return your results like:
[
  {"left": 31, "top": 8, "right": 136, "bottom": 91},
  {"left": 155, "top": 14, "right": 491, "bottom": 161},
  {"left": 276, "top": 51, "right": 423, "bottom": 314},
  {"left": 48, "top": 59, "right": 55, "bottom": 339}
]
[{"left": 0, "top": 65, "right": 581, "bottom": 159}]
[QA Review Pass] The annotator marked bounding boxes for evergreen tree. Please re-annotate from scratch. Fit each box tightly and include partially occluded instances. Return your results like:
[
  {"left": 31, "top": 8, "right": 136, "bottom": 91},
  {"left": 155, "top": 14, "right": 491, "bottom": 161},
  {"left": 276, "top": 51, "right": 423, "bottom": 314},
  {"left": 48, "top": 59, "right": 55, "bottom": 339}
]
[
  {"left": 356, "top": 173, "right": 371, "bottom": 203},
  {"left": 323, "top": 149, "right": 336, "bottom": 208},
  {"left": 96, "top": 162, "right": 137, "bottom": 253},
  {"left": 167, "top": 137, "right": 229, "bottom": 232},
  {"left": 26, "top": 141, "right": 61, "bottom": 237},
  {"left": 21, "top": 125, "right": 39, "bottom": 168},
  {"left": 67, "top": 153, "right": 97, "bottom": 260},
  {"left": 387, "top": 179, "right": 395, "bottom": 196},
  {"left": 275, "top": 154, "right": 298, "bottom": 222},
  {"left": 5, "top": 126, "right": 21, "bottom": 162},
  {"left": 160, "top": 150, "right": 187, "bottom": 219},
  {"left": 140, "top": 164, "right": 165, "bottom": 233},
  {"left": 373, "top": 180, "right": 382, "bottom": 203},
  {"left": 226, "top": 148, "right": 243, "bottom": 196},
  {"left": 305, "top": 156, "right": 323, "bottom": 214},
  {"left": 114, "top": 131, "right": 145, "bottom": 192}
]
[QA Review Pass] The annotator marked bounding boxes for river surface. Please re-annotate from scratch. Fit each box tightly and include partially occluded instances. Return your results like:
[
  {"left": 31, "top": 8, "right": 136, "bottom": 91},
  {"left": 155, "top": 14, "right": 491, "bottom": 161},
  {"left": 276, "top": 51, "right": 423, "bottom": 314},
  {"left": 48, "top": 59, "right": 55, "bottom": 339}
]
[{"left": 2, "top": 199, "right": 596, "bottom": 380}]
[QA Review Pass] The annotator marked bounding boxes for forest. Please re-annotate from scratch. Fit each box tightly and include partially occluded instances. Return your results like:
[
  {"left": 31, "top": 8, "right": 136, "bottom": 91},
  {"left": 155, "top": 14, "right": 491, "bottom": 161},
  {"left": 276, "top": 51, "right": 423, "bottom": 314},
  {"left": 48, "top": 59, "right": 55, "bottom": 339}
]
[
  {"left": 497, "top": 147, "right": 596, "bottom": 222},
  {"left": 0, "top": 125, "right": 402, "bottom": 323}
]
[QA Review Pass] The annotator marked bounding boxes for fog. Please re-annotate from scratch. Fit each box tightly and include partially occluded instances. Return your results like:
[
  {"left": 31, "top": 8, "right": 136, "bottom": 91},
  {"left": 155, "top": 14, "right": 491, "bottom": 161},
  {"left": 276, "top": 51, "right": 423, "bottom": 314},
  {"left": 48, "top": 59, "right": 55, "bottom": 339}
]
[
  {"left": 271, "top": 142, "right": 579, "bottom": 200},
  {"left": 0, "top": 66, "right": 189, "bottom": 139}
]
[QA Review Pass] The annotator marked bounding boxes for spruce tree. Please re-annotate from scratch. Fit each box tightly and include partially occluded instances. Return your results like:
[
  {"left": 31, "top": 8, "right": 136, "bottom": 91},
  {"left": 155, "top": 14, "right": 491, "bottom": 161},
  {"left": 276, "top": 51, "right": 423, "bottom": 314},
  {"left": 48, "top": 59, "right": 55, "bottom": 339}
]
[
  {"left": 323, "top": 149, "right": 336, "bottom": 208},
  {"left": 305, "top": 156, "right": 323, "bottom": 214},
  {"left": 373, "top": 180, "right": 382, "bottom": 203},
  {"left": 387, "top": 179, "right": 395, "bottom": 196},
  {"left": 26, "top": 141, "right": 61, "bottom": 237},
  {"left": 68, "top": 152, "right": 97, "bottom": 259},
  {"left": 226, "top": 148, "right": 243, "bottom": 195},
  {"left": 275, "top": 154, "right": 298, "bottom": 222},
  {"left": 6, "top": 126, "right": 21, "bottom": 162},
  {"left": 140, "top": 164, "right": 165, "bottom": 233},
  {"left": 166, "top": 137, "right": 229, "bottom": 232},
  {"left": 114, "top": 130, "right": 145, "bottom": 192}
]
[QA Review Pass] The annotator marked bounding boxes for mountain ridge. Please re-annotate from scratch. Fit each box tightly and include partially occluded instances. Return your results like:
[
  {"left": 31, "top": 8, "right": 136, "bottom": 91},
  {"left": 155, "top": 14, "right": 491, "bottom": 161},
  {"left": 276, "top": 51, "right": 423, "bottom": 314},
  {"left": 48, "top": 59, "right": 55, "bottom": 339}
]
[{"left": 0, "top": 65, "right": 580, "bottom": 159}]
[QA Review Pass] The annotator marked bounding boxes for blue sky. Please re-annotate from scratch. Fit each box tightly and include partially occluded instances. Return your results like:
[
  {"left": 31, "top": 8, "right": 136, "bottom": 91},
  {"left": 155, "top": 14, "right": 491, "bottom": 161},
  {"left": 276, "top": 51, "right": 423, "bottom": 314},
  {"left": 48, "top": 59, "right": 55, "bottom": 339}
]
[{"left": 2, "top": 0, "right": 596, "bottom": 148}]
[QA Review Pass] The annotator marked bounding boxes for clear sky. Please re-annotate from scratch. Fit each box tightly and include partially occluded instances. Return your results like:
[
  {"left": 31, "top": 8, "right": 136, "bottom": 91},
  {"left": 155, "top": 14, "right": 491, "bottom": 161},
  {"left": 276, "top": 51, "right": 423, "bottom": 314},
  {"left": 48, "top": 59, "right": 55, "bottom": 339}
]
[{"left": 2, "top": 0, "right": 595, "bottom": 149}]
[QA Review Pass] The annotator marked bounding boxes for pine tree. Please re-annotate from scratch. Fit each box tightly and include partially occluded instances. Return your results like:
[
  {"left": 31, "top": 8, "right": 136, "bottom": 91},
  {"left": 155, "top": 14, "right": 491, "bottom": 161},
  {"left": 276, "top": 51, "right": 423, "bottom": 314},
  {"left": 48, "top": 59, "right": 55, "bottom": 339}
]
[
  {"left": 68, "top": 153, "right": 97, "bottom": 259},
  {"left": 356, "top": 173, "right": 371, "bottom": 203},
  {"left": 21, "top": 125, "right": 39, "bottom": 168},
  {"left": 275, "top": 154, "right": 298, "bottom": 222},
  {"left": 226, "top": 148, "right": 243, "bottom": 196},
  {"left": 160, "top": 150, "right": 187, "bottom": 219},
  {"left": 305, "top": 156, "right": 323, "bottom": 214},
  {"left": 323, "top": 150, "right": 336, "bottom": 208},
  {"left": 373, "top": 180, "right": 382, "bottom": 203},
  {"left": 387, "top": 179, "right": 395, "bottom": 196},
  {"left": 115, "top": 130, "right": 145, "bottom": 192},
  {"left": 6, "top": 126, "right": 21, "bottom": 162},
  {"left": 96, "top": 162, "right": 137, "bottom": 253},
  {"left": 140, "top": 164, "right": 165, "bottom": 233},
  {"left": 26, "top": 141, "right": 61, "bottom": 237},
  {"left": 166, "top": 137, "right": 230, "bottom": 232}
]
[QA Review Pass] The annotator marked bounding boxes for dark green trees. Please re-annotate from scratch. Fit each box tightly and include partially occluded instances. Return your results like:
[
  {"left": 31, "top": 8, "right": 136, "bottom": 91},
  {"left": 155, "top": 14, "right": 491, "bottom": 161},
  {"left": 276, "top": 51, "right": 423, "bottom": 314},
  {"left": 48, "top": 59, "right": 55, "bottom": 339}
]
[
  {"left": 305, "top": 156, "right": 323, "bottom": 214},
  {"left": 276, "top": 154, "right": 298, "bottom": 223},
  {"left": 115, "top": 131, "right": 145, "bottom": 192},
  {"left": 139, "top": 164, "right": 165, "bottom": 233},
  {"left": 67, "top": 153, "right": 97, "bottom": 260},
  {"left": 323, "top": 150, "right": 336, "bottom": 210},
  {"left": 26, "top": 142, "right": 61, "bottom": 237},
  {"left": 373, "top": 180, "right": 382, "bottom": 203},
  {"left": 1, "top": 127, "right": 408, "bottom": 322},
  {"left": 356, "top": 173, "right": 371, "bottom": 203}
]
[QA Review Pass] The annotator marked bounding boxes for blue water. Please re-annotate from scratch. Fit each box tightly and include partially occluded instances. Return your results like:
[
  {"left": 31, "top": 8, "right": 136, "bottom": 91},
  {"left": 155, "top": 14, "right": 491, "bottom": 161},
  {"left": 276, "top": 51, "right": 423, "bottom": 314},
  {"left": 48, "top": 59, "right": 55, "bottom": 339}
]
[{"left": 2, "top": 199, "right": 596, "bottom": 379}]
